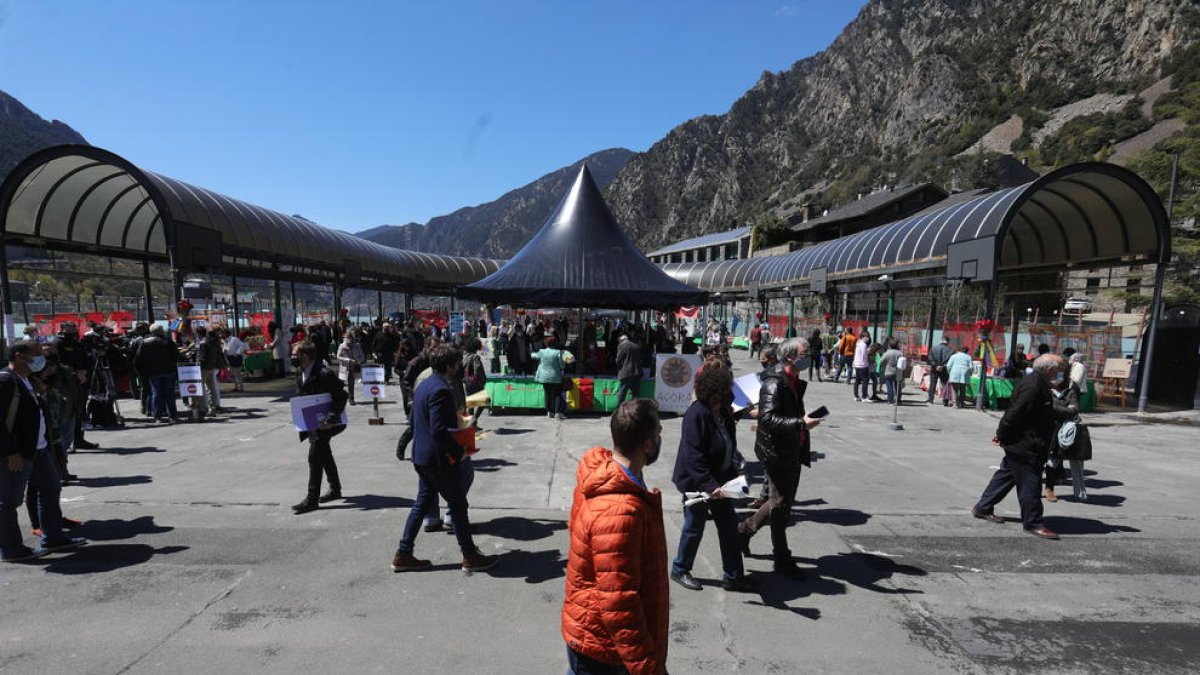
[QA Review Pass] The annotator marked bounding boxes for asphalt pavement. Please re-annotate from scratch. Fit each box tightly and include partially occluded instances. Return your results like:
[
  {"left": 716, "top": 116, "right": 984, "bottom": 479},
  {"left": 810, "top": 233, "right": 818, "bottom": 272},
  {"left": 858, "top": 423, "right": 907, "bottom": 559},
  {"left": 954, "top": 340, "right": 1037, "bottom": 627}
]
[{"left": 2, "top": 351, "right": 1197, "bottom": 674}]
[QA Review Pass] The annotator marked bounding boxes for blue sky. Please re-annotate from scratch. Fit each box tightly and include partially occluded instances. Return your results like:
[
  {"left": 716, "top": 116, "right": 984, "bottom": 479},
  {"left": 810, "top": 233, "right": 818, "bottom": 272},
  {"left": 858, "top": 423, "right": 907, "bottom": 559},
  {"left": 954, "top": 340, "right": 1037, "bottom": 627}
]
[{"left": 0, "top": 1, "right": 864, "bottom": 232}]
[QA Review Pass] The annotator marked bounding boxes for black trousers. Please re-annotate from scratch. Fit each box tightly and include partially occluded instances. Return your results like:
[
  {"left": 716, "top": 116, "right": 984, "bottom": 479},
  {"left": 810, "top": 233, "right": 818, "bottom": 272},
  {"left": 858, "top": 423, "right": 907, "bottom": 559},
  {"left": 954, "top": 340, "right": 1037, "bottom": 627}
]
[
  {"left": 738, "top": 463, "right": 801, "bottom": 561},
  {"left": 306, "top": 433, "right": 341, "bottom": 499},
  {"left": 380, "top": 355, "right": 396, "bottom": 383},
  {"left": 974, "top": 453, "right": 1044, "bottom": 529},
  {"left": 543, "top": 382, "right": 563, "bottom": 414}
]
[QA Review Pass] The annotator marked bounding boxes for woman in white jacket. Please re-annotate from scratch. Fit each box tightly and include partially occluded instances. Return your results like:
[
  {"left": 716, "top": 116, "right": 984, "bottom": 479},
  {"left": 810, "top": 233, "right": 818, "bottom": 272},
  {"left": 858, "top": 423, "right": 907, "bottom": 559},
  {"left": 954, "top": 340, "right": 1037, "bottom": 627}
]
[{"left": 337, "top": 330, "right": 367, "bottom": 405}]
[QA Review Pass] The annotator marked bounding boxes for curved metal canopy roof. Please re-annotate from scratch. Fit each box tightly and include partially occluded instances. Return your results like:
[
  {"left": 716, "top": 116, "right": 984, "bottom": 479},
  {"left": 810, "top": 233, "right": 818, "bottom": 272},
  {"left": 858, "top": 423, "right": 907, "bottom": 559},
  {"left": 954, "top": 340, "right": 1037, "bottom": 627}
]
[
  {"left": 664, "top": 162, "right": 1170, "bottom": 294},
  {"left": 0, "top": 145, "right": 500, "bottom": 291}
]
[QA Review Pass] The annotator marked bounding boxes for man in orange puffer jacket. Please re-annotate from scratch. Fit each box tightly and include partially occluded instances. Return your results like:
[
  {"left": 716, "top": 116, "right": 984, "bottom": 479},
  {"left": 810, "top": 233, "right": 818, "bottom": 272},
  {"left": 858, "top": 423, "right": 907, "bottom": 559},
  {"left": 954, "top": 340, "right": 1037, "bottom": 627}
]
[{"left": 562, "top": 399, "right": 669, "bottom": 675}]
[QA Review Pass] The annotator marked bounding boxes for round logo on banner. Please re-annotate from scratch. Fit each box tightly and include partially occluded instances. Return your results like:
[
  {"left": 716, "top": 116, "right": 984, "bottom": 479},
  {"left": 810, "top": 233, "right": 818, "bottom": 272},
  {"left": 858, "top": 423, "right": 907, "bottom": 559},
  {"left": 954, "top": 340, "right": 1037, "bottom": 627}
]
[
  {"left": 660, "top": 356, "right": 693, "bottom": 388},
  {"left": 187, "top": 384, "right": 199, "bottom": 394},
  {"left": 370, "top": 386, "right": 380, "bottom": 397}
]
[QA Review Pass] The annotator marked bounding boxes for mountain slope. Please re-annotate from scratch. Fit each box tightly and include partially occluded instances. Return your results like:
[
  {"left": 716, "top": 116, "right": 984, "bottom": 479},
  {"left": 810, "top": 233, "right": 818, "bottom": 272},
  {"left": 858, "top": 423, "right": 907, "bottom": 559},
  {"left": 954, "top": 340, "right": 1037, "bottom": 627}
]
[
  {"left": 0, "top": 90, "right": 88, "bottom": 183},
  {"left": 358, "top": 148, "right": 633, "bottom": 258},
  {"left": 604, "top": 0, "right": 1198, "bottom": 251}
]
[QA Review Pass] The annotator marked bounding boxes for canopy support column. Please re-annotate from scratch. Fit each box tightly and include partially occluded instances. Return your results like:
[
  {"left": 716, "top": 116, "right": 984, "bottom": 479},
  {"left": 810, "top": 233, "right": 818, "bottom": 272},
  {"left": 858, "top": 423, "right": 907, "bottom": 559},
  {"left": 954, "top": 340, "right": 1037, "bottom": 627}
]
[
  {"left": 143, "top": 261, "right": 155, "bottom": 325},
  {"left": 230, "top": 275, "right": 240, "bottom": 333},
  {"left": 0, "top": 243, "right": 13, "bottom": 345},
  {"left": 925, "top": 294, "right": 937, "bottom": 355},
  {"left": 272, "top": 276, "right": 282, "bottom": 332},
  {"left": 377, "top": 290, "right": 384, "bottom": 324},
  {"left": 1137, "top": 262, "right": 1168, "bottom": 413},
  {"left": 290, "top": 282, "right": 297, "bottom": 324},
  {"left": 788, "top": 294, "right": 796, "bottom": 338}
]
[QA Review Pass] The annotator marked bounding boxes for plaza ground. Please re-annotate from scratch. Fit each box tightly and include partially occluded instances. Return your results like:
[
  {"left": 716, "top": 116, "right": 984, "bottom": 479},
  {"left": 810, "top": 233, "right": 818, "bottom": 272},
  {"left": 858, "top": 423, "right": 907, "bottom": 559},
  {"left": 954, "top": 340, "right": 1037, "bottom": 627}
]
[{"left": 2, "top": 350, "right": 1198, "bottom": 674}]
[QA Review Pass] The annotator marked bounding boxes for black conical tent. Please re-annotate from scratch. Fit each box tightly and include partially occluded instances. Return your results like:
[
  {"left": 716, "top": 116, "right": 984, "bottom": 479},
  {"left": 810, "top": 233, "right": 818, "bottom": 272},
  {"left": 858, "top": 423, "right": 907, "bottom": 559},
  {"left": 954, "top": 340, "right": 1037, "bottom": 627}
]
[{"left": 459, "top": 165, "right": 708, "bottom": 309}]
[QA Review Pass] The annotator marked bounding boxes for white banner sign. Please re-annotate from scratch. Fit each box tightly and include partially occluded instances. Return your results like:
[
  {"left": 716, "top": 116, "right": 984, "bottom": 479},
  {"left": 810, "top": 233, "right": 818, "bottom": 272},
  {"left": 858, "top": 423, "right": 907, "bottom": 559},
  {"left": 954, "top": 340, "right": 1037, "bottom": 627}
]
[
  {"left": 362, "top": 382, "right": 387, "bottom": 399},
  {"left": 361, "top": 365, "right": 385, "bottom": 385},
  {"left": 177, "top": 365, "right": 201, "bottom": 382},
  {"left": 178, "top": 364, "right": 203, "bottom": 398},
  {"left": 654, "top": 354, "right": 701, "bottom": 414}
]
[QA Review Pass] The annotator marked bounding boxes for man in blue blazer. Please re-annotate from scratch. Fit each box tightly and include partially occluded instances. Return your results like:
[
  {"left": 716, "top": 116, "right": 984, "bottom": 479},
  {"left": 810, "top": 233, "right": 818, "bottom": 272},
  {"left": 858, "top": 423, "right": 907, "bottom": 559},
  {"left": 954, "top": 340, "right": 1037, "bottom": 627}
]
[{"left": 391, "top": 344, "right": 499, "bottom": 574}]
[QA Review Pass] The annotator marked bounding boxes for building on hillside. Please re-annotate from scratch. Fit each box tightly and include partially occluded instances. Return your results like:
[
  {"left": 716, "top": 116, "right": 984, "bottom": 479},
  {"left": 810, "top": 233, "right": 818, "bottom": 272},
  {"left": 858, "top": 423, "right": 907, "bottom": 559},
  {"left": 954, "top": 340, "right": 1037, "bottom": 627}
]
[
  {"left": 786, "top": 183, "right": 949, "bottom": 246},
  {"left": 646, "top": 226, "right": 752, "bottom": 264}
]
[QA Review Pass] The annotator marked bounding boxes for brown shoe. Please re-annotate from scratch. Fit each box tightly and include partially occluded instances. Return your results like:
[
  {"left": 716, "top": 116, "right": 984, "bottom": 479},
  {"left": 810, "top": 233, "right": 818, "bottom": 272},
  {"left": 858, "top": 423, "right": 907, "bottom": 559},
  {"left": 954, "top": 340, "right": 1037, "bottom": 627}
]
[
  {"left": 1043, "top": 489, "right": 1058, "bottom": 503},
  {"left": 971, "top": 509, "right": 1004, "bottom": 524},
  {"left": 462, "top": 550, "right": 500, "bottom": 573},
  {"left": 1025, "top": 526, "right": 1060, "bottom": 540},
  {"left": 390, "top": 552, "right": 432, "bottom": 572}
]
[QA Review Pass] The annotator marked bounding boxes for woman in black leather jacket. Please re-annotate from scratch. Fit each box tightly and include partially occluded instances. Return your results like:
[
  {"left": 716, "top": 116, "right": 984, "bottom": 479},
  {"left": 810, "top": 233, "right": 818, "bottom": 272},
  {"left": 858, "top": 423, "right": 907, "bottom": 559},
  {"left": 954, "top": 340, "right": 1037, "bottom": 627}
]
[{"left": 737, "top": 337, "right": 823, "bottom": 579}]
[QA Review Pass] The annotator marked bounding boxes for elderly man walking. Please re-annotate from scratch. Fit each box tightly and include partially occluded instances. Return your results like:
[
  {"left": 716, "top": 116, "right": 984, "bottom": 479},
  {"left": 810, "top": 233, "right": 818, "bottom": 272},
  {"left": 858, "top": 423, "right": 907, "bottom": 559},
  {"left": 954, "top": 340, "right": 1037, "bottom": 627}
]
[{"left": 972, "top": 354, "right": 1074, "bottom": 540}]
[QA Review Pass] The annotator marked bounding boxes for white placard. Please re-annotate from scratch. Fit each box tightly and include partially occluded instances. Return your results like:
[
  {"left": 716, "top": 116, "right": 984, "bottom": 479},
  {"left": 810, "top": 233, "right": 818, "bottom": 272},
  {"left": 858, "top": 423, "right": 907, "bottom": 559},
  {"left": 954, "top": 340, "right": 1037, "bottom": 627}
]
[
  {"left": 654, "top": 354, "right": 702, "bottom": 414},
  {"left": 361, "top": 382, "right": 387, "bottom": 399},
  {"left": 338, "top": 366, "right": 350, "bottom": 383},
  {"left": 177, "top": 364, "right": 201, "bottom": 382},
  {"left": 732, "top": 372, "right": 762, "bottom": 412},
  {"left": 361, "top": 365, "right": 385, "bottom": 385},
  {"left": 290, "top": 393, "right": 349, "bottom": 432}
]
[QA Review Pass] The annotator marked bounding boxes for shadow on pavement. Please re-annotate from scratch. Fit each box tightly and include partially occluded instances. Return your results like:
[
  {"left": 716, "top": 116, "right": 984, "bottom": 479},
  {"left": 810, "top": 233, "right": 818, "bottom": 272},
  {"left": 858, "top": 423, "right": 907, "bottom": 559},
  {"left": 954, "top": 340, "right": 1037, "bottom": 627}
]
[
  {"left": 76, "top": 475, "right": 153, "bottom": 488},
  {"left": 86, "top": 446, "right": 165, "bottom": 455},
  {"left": 1043, "top": 516, "right": 1141, "bottom": 535},
  {"left": 493, "top": 428, "right": 536, "bottom": 436},
  {"left": 335, "top": 494, "right": 413, "bottom": 511},
  {"left": 795, "top": 507, "right": 871, "bottom": 527},
  {"left": 476, "top": 516, "right": 565, "bottom": 542},
  {"left": 1062, "top": 494, "right": 1126, "bottom": 507},
  {"left": 1085, "top": 478, "right": 1123, "bottom": 489},
  {"left": 42, "top": 544, "right": 189, "bottom": 574},
  {"left": 487, "top": 548, "right": 565, "bottom": 584},
  {"left": 472, "top": 458, "right": 518, "bottom": 472},
  {"left": 77, "top": 516, "right": 174, "bottom": 541}
]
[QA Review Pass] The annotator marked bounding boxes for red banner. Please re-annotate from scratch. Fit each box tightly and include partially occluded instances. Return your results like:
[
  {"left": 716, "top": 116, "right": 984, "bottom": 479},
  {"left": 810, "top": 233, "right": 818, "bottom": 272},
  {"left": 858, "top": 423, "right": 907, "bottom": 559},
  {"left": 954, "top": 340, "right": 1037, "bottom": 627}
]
[{"left": 30, "top": 312, "right": 135, "bottom": 336}]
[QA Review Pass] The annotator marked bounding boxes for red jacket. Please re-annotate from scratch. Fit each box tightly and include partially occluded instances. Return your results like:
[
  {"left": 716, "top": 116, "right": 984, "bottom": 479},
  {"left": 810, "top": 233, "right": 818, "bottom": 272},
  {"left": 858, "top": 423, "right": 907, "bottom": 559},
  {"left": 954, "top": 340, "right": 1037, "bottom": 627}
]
[{"left": 562, "top": 447, "right": 669, "bottom": 675}]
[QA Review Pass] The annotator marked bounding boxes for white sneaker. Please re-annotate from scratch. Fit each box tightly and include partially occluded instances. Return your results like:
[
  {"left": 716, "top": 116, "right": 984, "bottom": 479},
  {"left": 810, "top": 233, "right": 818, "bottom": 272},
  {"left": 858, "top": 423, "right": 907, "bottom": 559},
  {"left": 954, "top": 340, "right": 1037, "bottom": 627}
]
[{"left": 854, "top": 397, "right": 861, "bottom": 402}]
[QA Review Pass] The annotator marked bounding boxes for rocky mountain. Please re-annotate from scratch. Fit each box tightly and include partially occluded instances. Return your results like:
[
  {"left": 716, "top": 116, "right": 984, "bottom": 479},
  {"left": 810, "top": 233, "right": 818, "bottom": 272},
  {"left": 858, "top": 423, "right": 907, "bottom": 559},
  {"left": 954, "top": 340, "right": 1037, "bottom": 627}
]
[
  {"left": 357, "top": 148, "right": 633, "bottom": 258},
  {"left": 603, "top": 0, "right": 1199, "bottom": 252},
  {"left": 0, "top": 90, "right": 88, "bottom": 184}
]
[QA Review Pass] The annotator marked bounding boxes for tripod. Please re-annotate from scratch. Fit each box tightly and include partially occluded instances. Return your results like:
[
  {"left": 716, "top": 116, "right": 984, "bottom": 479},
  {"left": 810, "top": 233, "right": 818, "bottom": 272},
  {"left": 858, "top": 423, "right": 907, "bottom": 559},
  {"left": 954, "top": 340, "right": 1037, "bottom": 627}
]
[{"left": 88, "top": 354, "right": 125, "bottom": 427}]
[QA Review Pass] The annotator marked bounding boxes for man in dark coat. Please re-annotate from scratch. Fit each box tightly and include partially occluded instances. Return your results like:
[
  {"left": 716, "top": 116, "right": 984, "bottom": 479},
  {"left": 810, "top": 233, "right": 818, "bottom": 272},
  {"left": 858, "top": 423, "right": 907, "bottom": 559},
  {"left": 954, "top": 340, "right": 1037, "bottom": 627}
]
[
  {"left": 54, "top": 322, "right": 98, "bottom": 450},
  {"left": 372, "top": 324, "right": 401, "bottom": 384},
  {"left": 972, "top": 354, "right": 1070, "bottom": 539},
  {"left": 737, "top": 337, "right": 822, "bottom": 578},
  {"left": 615, "top": 334, "right": 642, "bottom": 405},
  {"left": 134, "top": 325, "right": 181, "bottom": 422},
  {"left": 926, "top": 335, "right": 953, "bottom": 404},
  {"left": 390, "top": 344, "right": 499, "bottom": 574},
  {"left": 1, "top": 340, "right": 86, "bottom": 562},
  {"left": 292, "top": 340, "right": 349, "bottom": 513}
]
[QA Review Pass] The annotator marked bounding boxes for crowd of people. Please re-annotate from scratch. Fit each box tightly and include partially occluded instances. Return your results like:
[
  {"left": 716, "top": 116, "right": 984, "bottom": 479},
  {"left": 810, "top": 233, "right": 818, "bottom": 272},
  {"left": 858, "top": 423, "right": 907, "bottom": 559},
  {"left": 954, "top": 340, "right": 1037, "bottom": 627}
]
[{"left": 1, "top": 310, "right": 1103, "bottom": 675}]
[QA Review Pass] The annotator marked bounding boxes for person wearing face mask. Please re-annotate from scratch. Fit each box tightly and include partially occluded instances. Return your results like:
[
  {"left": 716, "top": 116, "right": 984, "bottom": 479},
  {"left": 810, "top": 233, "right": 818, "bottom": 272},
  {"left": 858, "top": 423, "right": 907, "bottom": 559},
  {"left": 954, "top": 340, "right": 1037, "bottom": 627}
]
[
  {"left": 972, "top": 354, "right": 1075, "bottom": 540},
  {"left": 670, "top": 365, "right": 754, "bottom": 593},
  {"left": 291, "top": 340, "right": 349, "bottom": 514},
  {"left": 562, "top": 398, "right": 669, "bottom": 675},
  {"left": 0, "top": 340, "right": 87, "bottom": 562},
  {"left": 737, "top": 337, "right": 823, "bottom": 579}
]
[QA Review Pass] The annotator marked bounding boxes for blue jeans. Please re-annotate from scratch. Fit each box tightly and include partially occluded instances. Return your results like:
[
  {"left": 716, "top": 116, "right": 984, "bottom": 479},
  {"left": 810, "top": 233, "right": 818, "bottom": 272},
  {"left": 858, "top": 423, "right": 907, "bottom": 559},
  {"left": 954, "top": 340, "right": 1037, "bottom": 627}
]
[
  {"left": 425, "top": 456, "right": 474, "bottom": 526},
  {"left": 566, "top": 647, "right": 631, "bottom": 675},
  {"left": 399, "top": 461, "right": 477, "bottom": 556},
  {"left": 615, "top": 377, "right": 639, "bottom": 404},
  {"left": 672, "top": 498, "right": 744, "bottom": 581},
  {"left": 0, "top": 450, "right": 65, "bottom": 558},
  {"left": 149, "top": 374, "right": 178, "bottom": 419},
  {"left": 833, "top": 355, "right": 852, "bottom": 382},
  {"left": 884, "top": 375, "right": 897, "bottom": 403}
]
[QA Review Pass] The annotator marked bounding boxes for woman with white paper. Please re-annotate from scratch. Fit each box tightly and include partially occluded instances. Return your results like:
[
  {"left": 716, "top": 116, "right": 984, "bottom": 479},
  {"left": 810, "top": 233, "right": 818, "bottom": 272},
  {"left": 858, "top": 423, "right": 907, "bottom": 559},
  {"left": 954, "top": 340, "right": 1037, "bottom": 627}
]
[{"left": 669, "top": 365, "right": 754, "bottom": 593}]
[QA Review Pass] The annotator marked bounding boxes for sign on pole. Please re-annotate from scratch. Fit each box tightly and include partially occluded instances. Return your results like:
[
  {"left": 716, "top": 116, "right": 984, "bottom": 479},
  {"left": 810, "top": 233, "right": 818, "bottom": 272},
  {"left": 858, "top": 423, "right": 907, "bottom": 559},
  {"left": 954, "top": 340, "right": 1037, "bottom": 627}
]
[
  {"left": 360, "top": 365, "right": 386, "bottom": 400},
  {"left": 178, "top": 364, "right": 203, "bottom": 398},
  {"left": 654, "top": 354, "right": 701, "bottom": 414},
  {"left": 449, "top": 312, "right": 466, "bottom": 336}
]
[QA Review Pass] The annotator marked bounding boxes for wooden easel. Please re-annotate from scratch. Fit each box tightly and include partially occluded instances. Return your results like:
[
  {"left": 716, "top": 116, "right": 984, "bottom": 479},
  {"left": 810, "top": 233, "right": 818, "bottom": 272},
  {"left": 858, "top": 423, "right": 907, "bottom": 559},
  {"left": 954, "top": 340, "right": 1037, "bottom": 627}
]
[{"left": 1098, "top": 377, "right": 1127, "bottom": 407}]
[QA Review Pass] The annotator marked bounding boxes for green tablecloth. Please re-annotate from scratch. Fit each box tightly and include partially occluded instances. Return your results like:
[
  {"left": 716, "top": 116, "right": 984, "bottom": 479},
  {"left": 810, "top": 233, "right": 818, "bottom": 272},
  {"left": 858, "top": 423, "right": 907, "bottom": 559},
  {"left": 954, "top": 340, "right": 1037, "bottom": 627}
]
[
  {"left": 964, "top": 377, "right": 1096, "bottom": 412},
  {"left": 242, "top": 350, "right": 273, "bottom": 373},
  {"left": 485, "top": 376, "right": 654, "bottom": 411}
]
